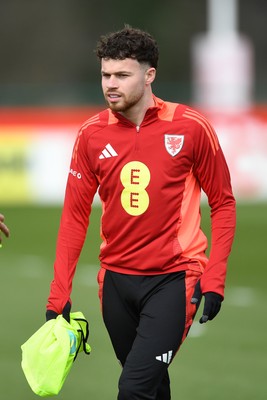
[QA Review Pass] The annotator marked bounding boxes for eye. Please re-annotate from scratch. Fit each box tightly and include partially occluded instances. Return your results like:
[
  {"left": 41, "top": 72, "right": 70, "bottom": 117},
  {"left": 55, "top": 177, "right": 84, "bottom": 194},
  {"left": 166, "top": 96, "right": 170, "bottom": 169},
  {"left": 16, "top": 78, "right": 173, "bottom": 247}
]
[{"left": 117, "top": 73, "right": 130, "bottom": 78}]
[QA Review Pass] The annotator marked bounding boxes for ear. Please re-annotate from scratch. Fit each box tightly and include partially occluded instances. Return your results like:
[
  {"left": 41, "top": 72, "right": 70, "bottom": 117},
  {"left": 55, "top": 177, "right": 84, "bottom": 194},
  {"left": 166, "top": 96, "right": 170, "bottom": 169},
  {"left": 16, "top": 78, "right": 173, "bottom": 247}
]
[{"left": 145, "top": 67, "right": 156, "bottom": 85}]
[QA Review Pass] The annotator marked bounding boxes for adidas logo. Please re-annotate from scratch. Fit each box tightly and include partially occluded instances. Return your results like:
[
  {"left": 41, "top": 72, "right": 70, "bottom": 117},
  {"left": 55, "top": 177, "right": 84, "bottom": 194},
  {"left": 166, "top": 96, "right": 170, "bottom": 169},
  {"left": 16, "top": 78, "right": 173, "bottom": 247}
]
[
  {"left": 99, "top": 143, "right": 118, "bottom": 159},
  {"left": 155, "top": 350, "right": 173, "bottom": 364}
]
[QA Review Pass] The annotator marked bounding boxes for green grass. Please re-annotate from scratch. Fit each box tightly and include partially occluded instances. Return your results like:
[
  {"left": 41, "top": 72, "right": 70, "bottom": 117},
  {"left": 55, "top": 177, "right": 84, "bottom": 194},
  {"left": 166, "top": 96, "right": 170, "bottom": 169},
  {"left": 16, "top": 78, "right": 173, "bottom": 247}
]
[{"left": 0, "top": 202, "right": 266, "bottom": 399}]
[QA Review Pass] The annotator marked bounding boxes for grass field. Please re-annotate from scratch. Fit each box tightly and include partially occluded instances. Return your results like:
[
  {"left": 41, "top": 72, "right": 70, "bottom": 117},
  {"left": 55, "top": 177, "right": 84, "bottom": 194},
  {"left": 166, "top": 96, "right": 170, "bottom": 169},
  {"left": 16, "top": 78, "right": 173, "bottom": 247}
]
[{"left": 0, "top": 202, "right": 266, "bottom": 399}]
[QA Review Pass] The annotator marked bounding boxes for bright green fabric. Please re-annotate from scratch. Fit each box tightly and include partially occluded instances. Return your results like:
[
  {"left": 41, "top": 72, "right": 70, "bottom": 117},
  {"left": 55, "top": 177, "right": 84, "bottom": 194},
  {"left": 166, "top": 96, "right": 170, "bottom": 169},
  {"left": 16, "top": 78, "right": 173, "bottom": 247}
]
[{"left": 21, "top": 312, "right": 91, "bottom": 397}]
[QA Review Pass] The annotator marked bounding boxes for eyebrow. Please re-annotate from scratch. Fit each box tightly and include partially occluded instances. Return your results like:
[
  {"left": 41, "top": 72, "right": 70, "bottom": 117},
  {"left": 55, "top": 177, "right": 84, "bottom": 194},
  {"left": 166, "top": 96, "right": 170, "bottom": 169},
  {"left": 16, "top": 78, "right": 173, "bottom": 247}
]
[{"left": 101, "top": 70, "right": 132, "bottom": 75}]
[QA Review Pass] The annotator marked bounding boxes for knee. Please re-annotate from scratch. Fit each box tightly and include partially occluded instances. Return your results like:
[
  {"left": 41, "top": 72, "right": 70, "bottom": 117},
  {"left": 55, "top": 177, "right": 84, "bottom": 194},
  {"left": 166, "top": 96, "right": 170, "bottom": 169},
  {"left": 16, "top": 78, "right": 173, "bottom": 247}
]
[
  {"left": 118, "top": 386, "right": 133, "bottom": 400},
  {"left": 118, "top": 381, "right": 142, "bottom": 400}
]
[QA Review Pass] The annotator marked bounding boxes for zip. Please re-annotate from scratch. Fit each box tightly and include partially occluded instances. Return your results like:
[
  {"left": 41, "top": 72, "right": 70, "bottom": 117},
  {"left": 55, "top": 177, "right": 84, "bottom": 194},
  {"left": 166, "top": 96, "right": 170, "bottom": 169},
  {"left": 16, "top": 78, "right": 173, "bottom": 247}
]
[{"left": 135, "top": 125, "right": 140, "bottom": 151}]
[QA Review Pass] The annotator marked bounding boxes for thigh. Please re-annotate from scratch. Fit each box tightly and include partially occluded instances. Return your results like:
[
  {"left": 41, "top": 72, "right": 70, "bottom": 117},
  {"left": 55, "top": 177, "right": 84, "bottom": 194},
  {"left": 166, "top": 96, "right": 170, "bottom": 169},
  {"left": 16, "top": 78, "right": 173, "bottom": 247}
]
[
  {"left": 101, "top": 270, "right": 140, "bottom": 365},
  {"left": 133, "top": 271, "right": 187, "bottom": 365},
  {"left": 118, "top": 272, "right": 187, "bottom": 400}
]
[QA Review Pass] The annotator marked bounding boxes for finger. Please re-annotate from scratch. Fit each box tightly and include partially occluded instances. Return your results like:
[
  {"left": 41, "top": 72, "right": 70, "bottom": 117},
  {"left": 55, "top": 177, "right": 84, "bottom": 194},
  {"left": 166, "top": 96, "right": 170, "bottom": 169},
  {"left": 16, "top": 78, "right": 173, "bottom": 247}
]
[
  {"left": 208, "top": 302, "right": 221, "bottom": 321},
  {"left": 0, "top": 223, "right": 10, "bottom": 238},
  {"left": 199, "top": 315, "right": 209, "bottom": 324},
  {"left": 202, "top": 301, "right": 212, "bottom": 317},
  {"left": 191, "top": 280, "right": 202, "bottom": 304},
  {"left": 0, "top": 215, "right": 10, "bottom": 238},
  {"left": 46, "top": 309, "right": 58, "bottom": 321},
  {"left": 199, "top": 296, "right": 212, "bottom": 323},
  {"left": 62, "top": 301, "right": 71, "bottom": 322},
  {"left": 191, "top": 297, "right": 199, "bottom": 304}
]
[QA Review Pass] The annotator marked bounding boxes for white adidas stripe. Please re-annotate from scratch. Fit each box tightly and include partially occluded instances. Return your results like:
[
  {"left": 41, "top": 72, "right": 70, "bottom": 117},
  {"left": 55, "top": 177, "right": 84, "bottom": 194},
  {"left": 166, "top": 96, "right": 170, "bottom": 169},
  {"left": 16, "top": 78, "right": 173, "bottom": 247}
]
[
  {"left": 99, "top": 143, "right": 118, "bottom": 159},
  {"left": 101, "top": 149, "right": 112, "bottom": 158},
  {"left": 155, "top": 350, "right": 173, "bottom": 364},
  {"left": 106, "top": 143, "right": 118, "bottom": 156}
]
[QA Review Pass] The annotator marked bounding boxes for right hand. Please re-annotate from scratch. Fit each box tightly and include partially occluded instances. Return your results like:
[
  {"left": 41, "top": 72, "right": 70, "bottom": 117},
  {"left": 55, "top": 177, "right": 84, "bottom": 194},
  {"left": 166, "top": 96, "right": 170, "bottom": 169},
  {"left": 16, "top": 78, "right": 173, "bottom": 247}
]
[{"left": 46, "top": 301, "right": 71, "bottom": 323}]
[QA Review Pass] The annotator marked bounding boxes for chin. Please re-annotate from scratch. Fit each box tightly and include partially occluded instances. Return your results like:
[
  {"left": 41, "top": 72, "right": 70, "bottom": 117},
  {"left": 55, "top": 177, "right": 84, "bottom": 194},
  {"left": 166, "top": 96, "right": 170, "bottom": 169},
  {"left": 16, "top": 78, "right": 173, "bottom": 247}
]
[{"left": 109, "top": 103, "right": 124, "bottom": 112}]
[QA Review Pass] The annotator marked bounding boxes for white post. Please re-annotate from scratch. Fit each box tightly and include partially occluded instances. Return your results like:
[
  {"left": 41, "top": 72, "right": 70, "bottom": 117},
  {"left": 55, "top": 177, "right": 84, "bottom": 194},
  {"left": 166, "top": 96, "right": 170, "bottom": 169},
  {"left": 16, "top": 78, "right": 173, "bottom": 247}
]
[
  {"left": 191, "top": 0, "right": 254, "bottom": 111},
  {"left": 208, "top": 0, "right": 237, "bottom": 34}
]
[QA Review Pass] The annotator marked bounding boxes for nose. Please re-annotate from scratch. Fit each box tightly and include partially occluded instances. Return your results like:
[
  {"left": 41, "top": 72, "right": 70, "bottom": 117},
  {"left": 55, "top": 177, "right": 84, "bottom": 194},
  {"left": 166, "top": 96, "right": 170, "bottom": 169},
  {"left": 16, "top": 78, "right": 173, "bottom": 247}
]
[{"left": 106, "top": 75, "right": 119, "bottom": 89}]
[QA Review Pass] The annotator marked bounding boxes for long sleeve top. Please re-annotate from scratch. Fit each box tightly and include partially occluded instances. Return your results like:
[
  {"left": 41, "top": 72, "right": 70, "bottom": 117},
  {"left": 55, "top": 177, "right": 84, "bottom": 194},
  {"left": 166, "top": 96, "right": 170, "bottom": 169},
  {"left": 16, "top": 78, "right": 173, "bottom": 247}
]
[{"left": 47, "top": 96, "right": 236, "bottom": 313}]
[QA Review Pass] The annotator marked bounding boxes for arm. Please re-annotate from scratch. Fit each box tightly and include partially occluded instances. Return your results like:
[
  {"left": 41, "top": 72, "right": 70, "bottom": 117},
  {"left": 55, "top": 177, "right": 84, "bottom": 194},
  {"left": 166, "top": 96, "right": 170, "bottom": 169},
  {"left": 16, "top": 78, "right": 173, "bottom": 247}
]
[
  {"left": 199, "top": 150, "right": 236, "bottom": 297},
  {"left": 191, "top": 114, "right": 236, "bottom": 321},
  {"left": 46, "top": 130, "right": 98, "bottom": 315}
]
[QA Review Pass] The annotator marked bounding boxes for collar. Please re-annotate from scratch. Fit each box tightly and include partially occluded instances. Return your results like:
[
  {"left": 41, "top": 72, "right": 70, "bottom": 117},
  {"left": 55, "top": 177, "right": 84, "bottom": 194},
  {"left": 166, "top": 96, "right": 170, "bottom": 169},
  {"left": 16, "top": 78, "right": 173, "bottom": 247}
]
[{"left": 109, "top": 94, "right": 166, "bottom": 127}]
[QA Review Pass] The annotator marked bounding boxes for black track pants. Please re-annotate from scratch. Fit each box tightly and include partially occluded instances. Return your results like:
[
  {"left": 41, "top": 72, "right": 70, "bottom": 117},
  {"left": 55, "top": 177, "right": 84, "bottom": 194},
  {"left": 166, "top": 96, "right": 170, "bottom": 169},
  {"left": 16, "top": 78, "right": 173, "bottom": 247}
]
[{"left": 98, "top": 269, "right": 200, "bottom": 400}]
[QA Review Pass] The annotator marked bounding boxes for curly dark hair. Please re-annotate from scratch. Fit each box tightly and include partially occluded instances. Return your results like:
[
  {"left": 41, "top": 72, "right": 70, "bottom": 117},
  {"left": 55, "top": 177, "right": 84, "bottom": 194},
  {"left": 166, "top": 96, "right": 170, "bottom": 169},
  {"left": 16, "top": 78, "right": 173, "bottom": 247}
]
[{"left": 95, "top": 26, "right": 159, "bottom": 69}]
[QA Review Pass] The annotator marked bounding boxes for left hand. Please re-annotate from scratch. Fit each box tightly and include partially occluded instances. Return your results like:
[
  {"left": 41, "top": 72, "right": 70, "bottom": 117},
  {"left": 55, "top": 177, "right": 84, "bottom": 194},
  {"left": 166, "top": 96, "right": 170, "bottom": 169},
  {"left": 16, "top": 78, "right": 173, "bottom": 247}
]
[{"left": 191, "top": 280, "right": 223, "bottom": 323}]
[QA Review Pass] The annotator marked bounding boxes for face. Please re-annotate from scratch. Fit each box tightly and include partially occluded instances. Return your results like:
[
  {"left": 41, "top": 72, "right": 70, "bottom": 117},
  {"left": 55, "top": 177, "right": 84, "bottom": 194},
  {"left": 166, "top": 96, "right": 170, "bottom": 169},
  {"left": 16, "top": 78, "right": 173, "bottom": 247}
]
[{"left": 101, "top": 58, "right": 155, "bottom": 114}]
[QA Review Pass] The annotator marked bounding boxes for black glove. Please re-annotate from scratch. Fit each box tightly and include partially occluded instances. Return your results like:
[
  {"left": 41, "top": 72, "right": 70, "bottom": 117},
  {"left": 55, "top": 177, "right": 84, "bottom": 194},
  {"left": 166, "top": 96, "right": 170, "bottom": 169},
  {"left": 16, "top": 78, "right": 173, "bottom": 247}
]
[
  {"left": 46, "top": 301, "right": 71, "bottom": 323},
  {"left": 191, "top": 281, "right": 223, "bottom": 324}
]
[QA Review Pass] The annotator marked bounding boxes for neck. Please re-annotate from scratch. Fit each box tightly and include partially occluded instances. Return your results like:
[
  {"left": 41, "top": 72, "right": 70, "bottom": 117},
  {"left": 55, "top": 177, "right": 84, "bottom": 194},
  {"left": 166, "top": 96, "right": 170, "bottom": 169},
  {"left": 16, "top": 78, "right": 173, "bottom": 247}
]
[{"left": 120, "top": 91, "right": 155, "bottom": 126}]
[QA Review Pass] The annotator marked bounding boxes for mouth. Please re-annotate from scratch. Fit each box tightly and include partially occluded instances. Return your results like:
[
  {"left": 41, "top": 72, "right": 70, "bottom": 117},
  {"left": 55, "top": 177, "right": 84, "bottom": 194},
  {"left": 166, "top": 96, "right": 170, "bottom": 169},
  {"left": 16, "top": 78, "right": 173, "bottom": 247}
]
[{"left": 106, "top": 93, "right": 121, "bottom": 102}]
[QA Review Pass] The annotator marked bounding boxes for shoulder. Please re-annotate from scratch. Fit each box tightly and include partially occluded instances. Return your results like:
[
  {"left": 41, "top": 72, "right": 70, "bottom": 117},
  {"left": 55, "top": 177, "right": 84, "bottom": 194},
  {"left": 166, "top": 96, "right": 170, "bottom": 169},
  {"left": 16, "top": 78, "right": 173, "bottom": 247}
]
[
  {"left": 159, "top": 99, "right": 220, "bottom": 153},
  {"left": 181, "top": 106, "right": 213, "bottom": 128},
  {"left": 163, "top": 101, "right": 211, "bottom": 127},
  {"left": 181, "top": 106, "right": 220, "bottom": 154},
  {"left": 171, "top": 103, "right": 217, "bottom": 139},
  {"left": 78, "top": 109, "right": 110, "bottom": 136},
  {"left": 156, "top": 98, "right": 210, "bottom": 127}
]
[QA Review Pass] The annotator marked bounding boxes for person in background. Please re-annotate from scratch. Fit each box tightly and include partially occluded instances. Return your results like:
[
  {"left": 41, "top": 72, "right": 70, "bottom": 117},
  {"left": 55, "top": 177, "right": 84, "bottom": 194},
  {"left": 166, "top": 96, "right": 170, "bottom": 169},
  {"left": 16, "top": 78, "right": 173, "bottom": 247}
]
[
  {"left": 46, "top": 26, "right": 236, "bottom": 400},
  {"left": 0, "top": 213, "right": 10, "bottom": 246}
]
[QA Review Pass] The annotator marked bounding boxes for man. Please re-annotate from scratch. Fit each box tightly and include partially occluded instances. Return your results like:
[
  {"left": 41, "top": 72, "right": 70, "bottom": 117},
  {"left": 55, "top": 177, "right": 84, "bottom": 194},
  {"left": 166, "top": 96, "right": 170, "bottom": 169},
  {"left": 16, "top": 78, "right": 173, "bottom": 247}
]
[
  {"left": 46, "top": 26, "right": 236, "bottom": 400},
  {"left": 0, "top": 213, "right": 10, "bottom": 246}
]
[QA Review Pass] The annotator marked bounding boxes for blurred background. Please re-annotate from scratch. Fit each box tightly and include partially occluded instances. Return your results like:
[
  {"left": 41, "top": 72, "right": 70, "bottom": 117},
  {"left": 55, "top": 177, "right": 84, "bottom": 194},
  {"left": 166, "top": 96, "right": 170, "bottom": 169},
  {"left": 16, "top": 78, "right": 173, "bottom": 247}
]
[
  {"left": 0, "top": 0, "right": 266, "bottom": 399},
  {"left": 0, "top": 0, "right": 266, "bottom": 106}
]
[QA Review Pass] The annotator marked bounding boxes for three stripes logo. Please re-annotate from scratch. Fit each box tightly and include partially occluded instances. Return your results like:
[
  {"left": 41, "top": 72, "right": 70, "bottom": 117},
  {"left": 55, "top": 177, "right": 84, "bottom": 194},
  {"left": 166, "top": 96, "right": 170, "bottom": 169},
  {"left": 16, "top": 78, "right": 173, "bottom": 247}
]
[
  {"left": 99, "top": 143, "right": 118, "bottom": 159},
  {"left": 155, "top": 350, "right": 173, "bottom": 364}
]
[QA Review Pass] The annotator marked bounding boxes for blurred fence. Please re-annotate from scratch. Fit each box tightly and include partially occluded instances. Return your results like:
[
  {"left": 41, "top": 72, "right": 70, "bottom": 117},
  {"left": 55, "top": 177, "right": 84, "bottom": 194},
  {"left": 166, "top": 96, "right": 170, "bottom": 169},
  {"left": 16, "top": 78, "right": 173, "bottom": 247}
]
[{"left": 1, "top": 105, "right": 267, "bottom": 205}]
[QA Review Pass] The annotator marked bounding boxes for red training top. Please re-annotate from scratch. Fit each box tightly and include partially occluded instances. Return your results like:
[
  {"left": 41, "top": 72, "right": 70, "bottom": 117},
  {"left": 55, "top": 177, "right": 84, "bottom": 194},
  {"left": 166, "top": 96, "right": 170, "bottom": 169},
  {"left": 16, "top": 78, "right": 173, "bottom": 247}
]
[{"left": 47, "top": 96, "right": 236, "bottom": 313}]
